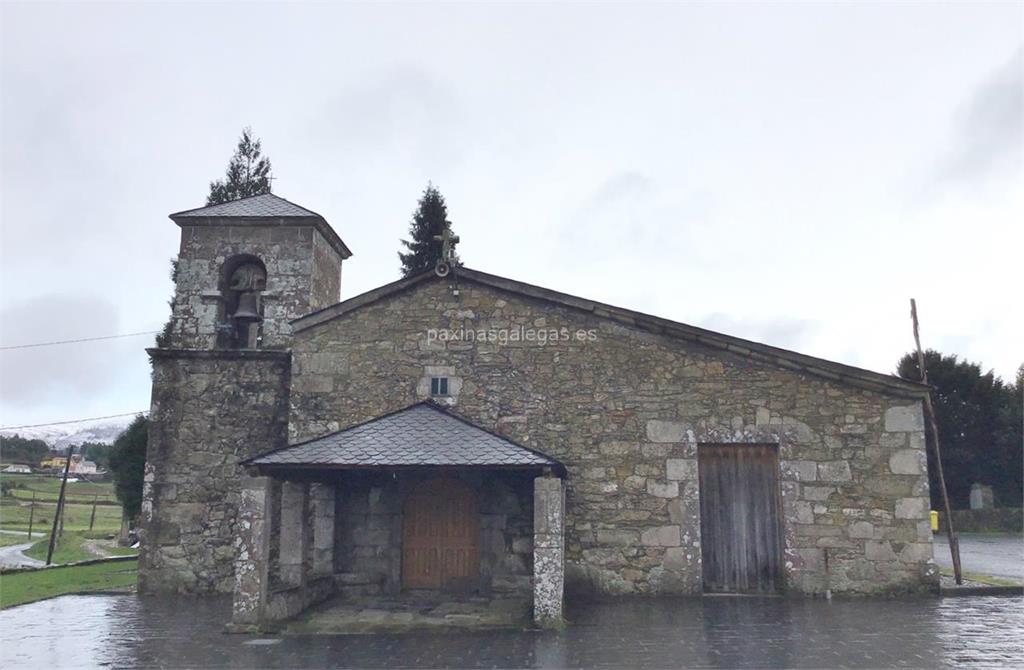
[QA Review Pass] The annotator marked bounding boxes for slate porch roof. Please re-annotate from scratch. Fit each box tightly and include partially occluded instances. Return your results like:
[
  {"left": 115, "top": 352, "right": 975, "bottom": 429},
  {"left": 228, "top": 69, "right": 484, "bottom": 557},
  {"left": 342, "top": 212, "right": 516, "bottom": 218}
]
[
  {"left": 243, "top": 402, "right": 564, "bottom": 474},
  {"left": 168, "top": 193, "right": 352, "bottom": 258}
]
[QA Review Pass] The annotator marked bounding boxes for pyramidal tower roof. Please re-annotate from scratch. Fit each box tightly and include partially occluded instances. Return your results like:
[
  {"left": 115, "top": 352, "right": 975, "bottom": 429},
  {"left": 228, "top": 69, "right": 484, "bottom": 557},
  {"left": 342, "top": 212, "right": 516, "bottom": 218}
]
[
  {"left": 170, "top": 193, "right": 319, "bottom": 219},
  {"left": 169, "top": 193, "right": 351, "bottom": 258}
]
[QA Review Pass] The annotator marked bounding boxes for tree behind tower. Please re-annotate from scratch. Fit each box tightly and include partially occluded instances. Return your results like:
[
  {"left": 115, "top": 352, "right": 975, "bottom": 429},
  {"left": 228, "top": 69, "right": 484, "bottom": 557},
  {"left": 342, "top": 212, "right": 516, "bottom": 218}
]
[
  {"left": 399, "top": 184, "right": 459, "bottom": 277},
  {"left": 207, "top": 127, "right": 273, "bottom": 205}
]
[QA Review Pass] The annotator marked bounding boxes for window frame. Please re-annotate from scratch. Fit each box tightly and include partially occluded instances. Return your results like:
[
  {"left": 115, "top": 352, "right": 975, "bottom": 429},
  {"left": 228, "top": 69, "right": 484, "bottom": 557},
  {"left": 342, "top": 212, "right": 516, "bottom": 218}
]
[{"left": 430, "top": 377, "right": 450, "bottom": 397}]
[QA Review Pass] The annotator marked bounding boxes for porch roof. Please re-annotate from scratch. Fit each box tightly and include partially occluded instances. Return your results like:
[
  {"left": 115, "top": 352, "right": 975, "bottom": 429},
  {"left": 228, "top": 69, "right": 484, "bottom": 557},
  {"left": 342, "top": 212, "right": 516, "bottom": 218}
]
[{"left": 243, "top": 402, "right": 565, "bottom": 474}]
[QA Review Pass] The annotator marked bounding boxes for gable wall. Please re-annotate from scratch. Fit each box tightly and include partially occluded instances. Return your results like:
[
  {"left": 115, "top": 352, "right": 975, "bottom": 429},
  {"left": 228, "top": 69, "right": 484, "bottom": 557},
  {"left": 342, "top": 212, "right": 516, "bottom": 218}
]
[{"left": 290, "top": 278, "right": 936, "bottom": 595}]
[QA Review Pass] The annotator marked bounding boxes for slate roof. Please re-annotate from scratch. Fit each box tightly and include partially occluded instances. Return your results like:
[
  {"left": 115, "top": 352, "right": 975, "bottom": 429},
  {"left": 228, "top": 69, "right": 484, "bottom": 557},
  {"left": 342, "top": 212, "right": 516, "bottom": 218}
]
[
  {"left": 168, "top": 193, "right": 352, "bottom": 259},
  {"left": 244, "top": 402, "right": 563, "bottom": 472},
  {"left": 170, "top": 193, "right": 320, "bottom": 219}
]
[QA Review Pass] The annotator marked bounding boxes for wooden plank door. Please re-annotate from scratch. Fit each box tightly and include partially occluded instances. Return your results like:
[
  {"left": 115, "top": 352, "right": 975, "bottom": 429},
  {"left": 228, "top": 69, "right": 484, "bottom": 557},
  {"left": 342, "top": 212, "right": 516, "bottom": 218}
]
[
  {"left": 402, "top": 478, "right": 480, "bottom": 591},
  {"left": 698, "top": 444, "right": 785, "bottom": 593}
]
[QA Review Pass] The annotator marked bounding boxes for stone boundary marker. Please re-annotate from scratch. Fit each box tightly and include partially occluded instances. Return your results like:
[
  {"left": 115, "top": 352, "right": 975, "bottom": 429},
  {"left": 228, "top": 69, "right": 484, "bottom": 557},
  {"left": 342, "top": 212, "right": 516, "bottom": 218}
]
[{"left": 0, "top": 554, "right": 137, "bottom": 576}]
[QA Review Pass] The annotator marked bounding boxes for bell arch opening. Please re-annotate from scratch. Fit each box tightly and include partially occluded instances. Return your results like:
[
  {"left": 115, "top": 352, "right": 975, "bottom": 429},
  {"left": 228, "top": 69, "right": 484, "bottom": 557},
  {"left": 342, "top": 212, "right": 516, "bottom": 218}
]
[{"left": 218, "top": 254, "right": 267, "bottom": 349}]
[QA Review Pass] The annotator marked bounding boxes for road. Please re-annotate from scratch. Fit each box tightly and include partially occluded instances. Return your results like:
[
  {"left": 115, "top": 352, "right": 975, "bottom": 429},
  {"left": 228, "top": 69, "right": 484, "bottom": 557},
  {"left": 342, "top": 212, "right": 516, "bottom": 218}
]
[
  {"left": 934, "top": 533, "right": 1024, "bottom": 582},
  {"left": 0, "top": 530, "right": 46, "bottom": 569}
]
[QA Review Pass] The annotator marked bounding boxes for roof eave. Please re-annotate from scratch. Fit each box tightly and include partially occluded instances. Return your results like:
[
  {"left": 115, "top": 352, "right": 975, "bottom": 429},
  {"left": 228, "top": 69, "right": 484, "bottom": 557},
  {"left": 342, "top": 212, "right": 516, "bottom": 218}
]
[
  {"left": 246, "top": 462, "right": 565, "bottom": 476},
  {"left": 168, "top": 214, "right": 353, "bottom": 259},
  {"left": 289, "top": 267, "right": 928, "bottom": 400}
]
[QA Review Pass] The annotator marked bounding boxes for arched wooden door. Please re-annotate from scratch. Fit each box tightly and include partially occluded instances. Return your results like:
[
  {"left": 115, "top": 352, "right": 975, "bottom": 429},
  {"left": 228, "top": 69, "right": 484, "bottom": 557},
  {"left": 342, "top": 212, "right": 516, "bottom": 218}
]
[{"left": 402, "top": 478, "right": 480, "bottom": 591}]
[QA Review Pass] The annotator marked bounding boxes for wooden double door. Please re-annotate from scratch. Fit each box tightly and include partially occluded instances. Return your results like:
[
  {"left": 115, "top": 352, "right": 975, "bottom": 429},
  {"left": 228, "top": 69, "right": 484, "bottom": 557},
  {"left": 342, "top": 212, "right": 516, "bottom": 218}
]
[
  {"left": 698, "top": 444, "right": 785, "bottom": 593},
  {"left": 402, "top": 478, "right": 480, "bottom": 591}
]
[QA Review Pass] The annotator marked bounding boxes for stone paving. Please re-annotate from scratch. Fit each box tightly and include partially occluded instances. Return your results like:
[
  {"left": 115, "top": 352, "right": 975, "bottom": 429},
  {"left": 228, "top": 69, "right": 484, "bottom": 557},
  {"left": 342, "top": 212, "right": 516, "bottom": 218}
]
[
  {"left": 286, "top": 593, "right": 532, "bottom": 633},
  {"left": 1, "top": 593, "right": 1022, "bottom": 668}
]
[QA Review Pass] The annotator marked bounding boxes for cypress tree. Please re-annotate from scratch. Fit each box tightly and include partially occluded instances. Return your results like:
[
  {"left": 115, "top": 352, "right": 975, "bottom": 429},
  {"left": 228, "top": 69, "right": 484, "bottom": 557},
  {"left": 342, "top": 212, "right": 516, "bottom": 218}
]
[
  {"left": 207, "top": 127, "right": 273, "bottom": 205},
  {"left": 108, "top": 415, "right": 148, "bottom": 520},
  {"left": 399, "top": 183, "right": 459, "bottom": 277}
]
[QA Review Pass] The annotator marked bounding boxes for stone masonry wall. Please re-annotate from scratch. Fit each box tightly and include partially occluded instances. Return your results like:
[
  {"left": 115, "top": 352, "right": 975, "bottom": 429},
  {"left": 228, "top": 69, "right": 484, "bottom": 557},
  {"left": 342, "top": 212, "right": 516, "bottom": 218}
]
[
  {"left": 310, "top": 227, "right": 343, "bottom": 312},
  {"left": 290, "top": 276, "right": 936, "bottom": 596},
  {"left": 139, "top": 350, "right": 291, "bottom": 594},
  {"left": 168, "top": 224, "right": 342, "bottom": 349}
]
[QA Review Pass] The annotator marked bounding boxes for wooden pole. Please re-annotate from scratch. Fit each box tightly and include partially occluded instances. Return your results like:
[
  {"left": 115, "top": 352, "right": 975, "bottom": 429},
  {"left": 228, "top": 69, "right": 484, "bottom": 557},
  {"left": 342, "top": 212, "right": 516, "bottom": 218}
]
[
  {"left": 89, "top": 495, "right": 98, "bottom": 531},
  {"left": 45, "top": 446, "right": 74, "bottom": 565},
  {"left": 27, "top": 491, "right": 36, "bottom": 540},
  {"left": 119, "top": 508, "right": 130, "bottom": 545},
  {"left": 911, "top": 299, "right": 963, "bottom": 585}
]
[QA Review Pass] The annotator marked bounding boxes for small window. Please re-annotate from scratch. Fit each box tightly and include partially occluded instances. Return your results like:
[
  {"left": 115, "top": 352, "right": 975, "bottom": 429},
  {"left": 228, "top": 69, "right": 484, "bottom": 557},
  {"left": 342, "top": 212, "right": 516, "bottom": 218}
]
[{"left": 430, "top": 377, "right": 449, "bottom": 396}]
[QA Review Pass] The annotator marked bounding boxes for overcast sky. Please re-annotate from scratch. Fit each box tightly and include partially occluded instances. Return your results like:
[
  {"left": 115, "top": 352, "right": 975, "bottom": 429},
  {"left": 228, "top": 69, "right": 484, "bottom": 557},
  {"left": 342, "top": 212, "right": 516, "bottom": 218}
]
[{"left": 1, "top": 2, "right": 1021, "bottom": 429}]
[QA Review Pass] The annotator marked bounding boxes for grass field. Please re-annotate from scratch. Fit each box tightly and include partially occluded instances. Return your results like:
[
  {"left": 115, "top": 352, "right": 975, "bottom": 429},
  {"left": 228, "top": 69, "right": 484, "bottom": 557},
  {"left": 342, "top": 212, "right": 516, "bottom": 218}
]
[
  {"left": 21, "top": 531, "right": 137, "bottom": 564},
  {"left": 2, "top": 474, "right": 118, "bottom": 505},
  {"left": 1, "top": 476, "right": 132, "bottom": 567},
  {"left": 0, "top": 498, "right": 123, "bottom": 533},
  {"left": 24, "top": 532, "right": 98, "bottom": 564},
  {"left": 0, "top": 559, "right": 138, "bottom": 609},
  {"left": 0, "top": 533, "right": 39, "bottom": 547}
]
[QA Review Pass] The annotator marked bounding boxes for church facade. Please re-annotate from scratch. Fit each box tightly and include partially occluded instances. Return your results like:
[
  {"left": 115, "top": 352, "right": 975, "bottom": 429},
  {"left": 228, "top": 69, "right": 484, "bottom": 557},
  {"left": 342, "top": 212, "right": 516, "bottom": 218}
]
[{"left": 140, "top": 194, "right": 938, "bottom": 631}]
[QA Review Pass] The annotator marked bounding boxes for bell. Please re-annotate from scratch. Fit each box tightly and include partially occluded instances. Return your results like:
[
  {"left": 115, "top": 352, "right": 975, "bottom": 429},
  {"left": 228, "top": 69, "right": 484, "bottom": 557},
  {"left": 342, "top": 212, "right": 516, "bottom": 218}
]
[{"left": 232, "top": 292, "right": 262, "bottom": 322}]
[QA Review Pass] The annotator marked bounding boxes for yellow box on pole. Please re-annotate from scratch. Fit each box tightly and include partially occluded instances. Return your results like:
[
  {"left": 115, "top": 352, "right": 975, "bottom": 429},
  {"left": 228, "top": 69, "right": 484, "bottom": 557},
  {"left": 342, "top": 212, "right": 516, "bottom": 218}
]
[{"left": 930, "top": 510, "right": 939, "bottom": 532}]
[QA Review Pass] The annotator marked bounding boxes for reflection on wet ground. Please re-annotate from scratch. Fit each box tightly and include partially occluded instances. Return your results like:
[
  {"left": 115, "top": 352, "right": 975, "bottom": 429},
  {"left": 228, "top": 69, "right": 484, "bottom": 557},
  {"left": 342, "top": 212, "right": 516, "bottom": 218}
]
[{"left": 1, "top": 593, "right": 1021, "bottom": 668}]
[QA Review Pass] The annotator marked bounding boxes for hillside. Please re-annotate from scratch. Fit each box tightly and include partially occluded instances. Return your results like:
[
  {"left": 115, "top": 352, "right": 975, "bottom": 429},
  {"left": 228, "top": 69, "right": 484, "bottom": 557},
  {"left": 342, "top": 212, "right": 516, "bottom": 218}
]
[{"left": 0, "top": 416, "right": 135, "bottom": 449}]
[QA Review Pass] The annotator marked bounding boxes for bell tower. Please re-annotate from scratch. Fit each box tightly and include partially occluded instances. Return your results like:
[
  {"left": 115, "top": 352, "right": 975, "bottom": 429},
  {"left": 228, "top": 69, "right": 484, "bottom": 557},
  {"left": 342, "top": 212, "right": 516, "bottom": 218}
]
[
  {"left": 163, "top": 193, "right": 352, "bottom": 350},
  {"left": 140, "top": 193, "right": 351, "bottom": 595}
]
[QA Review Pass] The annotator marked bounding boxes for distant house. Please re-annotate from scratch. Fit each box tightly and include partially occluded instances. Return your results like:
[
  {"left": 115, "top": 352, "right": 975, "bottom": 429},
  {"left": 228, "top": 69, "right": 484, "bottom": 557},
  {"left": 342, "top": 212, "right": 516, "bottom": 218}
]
[
  {"left": 40, "top": 456, "right": 67, "bottom": 469},
  {"left": 40, "top": 455, "right": 99, "bottom": 475},
  {"left": 69, "top": 458, "right": 98, "bottom": 475},
  {"left": 2, "top": 464, "right": 31, "bottom": 474}
]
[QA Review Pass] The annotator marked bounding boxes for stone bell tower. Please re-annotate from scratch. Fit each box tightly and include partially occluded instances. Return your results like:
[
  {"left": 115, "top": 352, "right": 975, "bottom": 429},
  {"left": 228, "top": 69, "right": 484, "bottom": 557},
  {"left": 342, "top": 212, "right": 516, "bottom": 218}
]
[
  {"left": 140, "top": 193, "right": 351, "bottom": 595},
  {"left": 162, "top": 193, "right": 352, "bottom": 350}
]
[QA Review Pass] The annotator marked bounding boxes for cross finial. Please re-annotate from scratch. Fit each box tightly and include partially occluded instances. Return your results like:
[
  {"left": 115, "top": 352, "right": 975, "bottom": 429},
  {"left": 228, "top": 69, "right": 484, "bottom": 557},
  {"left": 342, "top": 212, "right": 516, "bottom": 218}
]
[{"left": 433, "top": 224, "right": 459, "bottom": 265}]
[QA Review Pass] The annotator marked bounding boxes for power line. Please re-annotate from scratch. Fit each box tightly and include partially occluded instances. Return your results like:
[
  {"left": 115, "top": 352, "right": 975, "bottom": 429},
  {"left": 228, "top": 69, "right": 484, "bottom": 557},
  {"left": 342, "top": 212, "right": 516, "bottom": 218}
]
[
  {"left": 0, "top": 411, "right": 148, "bottom": 431},
  {"left": 0, "top": 331, "right": 160, "bottom": 351}
]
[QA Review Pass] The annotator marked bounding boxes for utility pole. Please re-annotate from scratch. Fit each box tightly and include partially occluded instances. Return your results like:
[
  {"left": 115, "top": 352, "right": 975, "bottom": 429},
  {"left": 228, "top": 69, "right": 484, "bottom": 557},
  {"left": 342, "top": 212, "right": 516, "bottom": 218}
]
[
  {"left": 89, "top": 494, "right": 98, "bottom": 532},
  {"left": 910, "top": 299, "right": 962, "bottom": 585},
  {"left": 46, "top": 446, "right": 74, "bottom": 565},
  {"left": 27, "top": 491, "right": 36, "bottom": 540}
]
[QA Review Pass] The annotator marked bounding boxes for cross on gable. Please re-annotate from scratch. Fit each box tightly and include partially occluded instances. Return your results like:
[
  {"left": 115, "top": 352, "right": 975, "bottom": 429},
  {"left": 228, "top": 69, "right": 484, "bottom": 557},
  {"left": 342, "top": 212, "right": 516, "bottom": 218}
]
[{"left": 433, "top": 224, "right": 459, "bottom": 264}]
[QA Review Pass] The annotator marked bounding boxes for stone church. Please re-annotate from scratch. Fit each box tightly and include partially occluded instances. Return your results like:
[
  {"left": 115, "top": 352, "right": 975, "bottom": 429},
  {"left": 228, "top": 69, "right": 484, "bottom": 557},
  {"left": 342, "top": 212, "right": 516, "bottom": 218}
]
[{"left": 140, "top": 193, "right": 938, "bottom": 631}]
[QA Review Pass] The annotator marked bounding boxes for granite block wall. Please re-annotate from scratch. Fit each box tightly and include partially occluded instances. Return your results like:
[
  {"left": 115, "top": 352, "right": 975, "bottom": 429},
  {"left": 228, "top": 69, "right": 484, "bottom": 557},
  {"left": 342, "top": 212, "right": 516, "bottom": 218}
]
[
  {"left": 139, "top": 349, "right": 291, "bottom": 594},
  {"left": 289, "top": 276, "right": 937, "bottom": 596}
]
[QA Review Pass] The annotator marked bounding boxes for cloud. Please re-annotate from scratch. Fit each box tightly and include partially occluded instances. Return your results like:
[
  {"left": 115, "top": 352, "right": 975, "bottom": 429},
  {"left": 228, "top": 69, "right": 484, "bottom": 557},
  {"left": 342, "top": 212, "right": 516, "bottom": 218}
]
[
  {"left": 936, "top": 47, "right": 1023, "bottom": 182},
  {"left": 557, "top": 172, "right": 716, "bottom": 270},
  {"left": 0, "top": 295, "right": 145, "bottom": 409},
  {"left": 695, "top": 313, "right": 821, "bottom": 353},
  {"left": 298, "top": 67, "right": 466, "bottom": 174}
]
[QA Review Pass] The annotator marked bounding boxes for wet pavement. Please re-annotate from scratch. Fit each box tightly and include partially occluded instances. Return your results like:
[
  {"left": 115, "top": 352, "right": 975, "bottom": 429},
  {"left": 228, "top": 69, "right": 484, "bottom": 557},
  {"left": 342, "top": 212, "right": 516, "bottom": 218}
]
[
  {"left": 934, "top": 533, "right": 1023, "bottom": 582},
  {"left": 1, "top": 593, "right": 1022, "bottom": 668}
]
